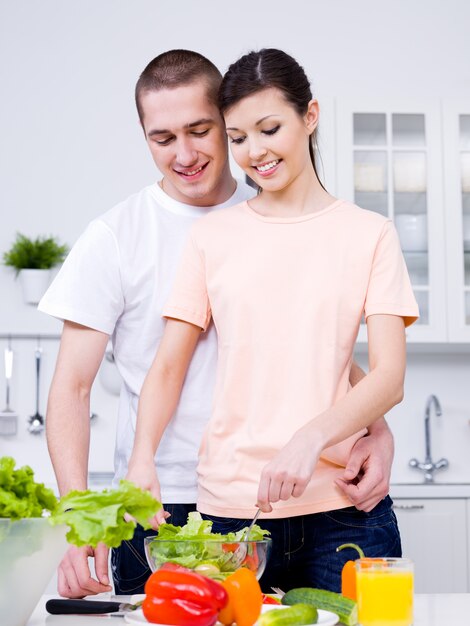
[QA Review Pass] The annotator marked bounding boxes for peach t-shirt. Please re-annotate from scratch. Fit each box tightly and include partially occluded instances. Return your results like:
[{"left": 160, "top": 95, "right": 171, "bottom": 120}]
[{"left": 163, "top": 200, "right": 419, "bottom": 518}]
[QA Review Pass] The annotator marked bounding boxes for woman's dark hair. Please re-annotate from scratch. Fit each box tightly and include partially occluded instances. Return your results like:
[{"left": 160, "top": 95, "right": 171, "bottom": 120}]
[{"left": 219, "top": 48, "right": 325, "bottom": 188}]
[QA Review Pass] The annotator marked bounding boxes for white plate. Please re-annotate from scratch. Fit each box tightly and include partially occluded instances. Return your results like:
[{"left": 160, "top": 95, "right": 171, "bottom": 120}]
[{"left": 124, "top": 604, "right": 339, "bottom": 625}]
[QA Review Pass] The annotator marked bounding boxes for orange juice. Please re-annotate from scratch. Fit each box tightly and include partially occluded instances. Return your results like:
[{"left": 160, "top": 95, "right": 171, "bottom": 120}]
[{"left": 356, "top": 558, "right": 413, "bottom": 626}]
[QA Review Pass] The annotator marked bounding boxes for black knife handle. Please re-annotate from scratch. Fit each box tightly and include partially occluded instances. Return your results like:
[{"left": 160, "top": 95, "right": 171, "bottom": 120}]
[{"left": 46, "top": 599, "right": 122, "bottom": 614}]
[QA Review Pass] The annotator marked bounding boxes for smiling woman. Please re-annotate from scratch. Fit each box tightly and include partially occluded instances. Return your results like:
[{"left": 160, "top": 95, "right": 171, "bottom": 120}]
[{"left": 126, "top": 48, "right": 419, "bottom": 594}]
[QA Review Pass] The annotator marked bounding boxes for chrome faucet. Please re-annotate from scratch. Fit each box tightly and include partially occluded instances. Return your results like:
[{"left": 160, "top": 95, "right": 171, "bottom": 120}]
[{"left": 409, "top": 395, "right": 449, "bottom": 483}]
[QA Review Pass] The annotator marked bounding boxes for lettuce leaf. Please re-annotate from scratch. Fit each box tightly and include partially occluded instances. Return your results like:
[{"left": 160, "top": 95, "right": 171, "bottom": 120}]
[
  {"left": 50, "top": 480, "right": 161, "bottom": 548},
  {"left": 0, "top": 457, "right": 57, "bottom": 519}
]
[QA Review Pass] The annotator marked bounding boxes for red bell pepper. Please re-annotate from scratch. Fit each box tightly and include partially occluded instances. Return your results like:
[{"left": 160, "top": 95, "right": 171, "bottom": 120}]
[{"left": 143, "top": 565, "right": 228, "bottom": 625}]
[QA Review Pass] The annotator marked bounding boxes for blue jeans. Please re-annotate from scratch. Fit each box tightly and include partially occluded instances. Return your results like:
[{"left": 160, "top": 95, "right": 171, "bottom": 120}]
[
  {"left": 111, "top": 503, "right": 195, "bottom": 594},
  {"left": 201, "top": 495, "right": 401, "bottom": 593}
]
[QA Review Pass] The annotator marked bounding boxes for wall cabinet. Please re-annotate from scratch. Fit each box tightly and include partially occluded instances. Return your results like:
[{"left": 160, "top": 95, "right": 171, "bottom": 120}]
[
  {"left": 393, "top": 498, "right": 468, "bottom": 593},
  {"left": 336, "top": 101, "right": 469, "bottom": 344},
  {"left": 443, "top": 102, "right": 470, "bottom": 342}
]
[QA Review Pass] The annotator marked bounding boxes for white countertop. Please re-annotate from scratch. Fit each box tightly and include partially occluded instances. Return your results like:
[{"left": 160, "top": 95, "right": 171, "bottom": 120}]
[
  {"left": 27, "top": 593, "right": 470, "bottom": 625},
  {"left": 390, "top": 482, "right": 470, "bottom": 498}
]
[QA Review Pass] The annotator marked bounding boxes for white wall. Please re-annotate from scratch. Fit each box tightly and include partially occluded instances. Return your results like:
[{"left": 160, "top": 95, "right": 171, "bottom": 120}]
[{"left": 1, "top": 0, "right": 470, "bottom": 485}]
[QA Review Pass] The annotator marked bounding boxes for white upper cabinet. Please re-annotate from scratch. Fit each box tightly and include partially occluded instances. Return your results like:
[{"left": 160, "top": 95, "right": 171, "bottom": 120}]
[
  {"left": 443, "top": 102, "right": 470, "bottom": 342},
  {"left": 336, "top": 102, "right": 447, "bottom": 343}
]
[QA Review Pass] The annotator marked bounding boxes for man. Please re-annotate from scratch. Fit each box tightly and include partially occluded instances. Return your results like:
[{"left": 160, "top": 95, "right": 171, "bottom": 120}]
[{"left": 39, "top": 50, "right": 394, "bottom": 598}]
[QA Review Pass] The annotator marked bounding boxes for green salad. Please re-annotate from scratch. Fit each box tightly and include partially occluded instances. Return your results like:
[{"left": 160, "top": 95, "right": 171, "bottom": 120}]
[
  {"left": 0, "top": 456, "right": 161, "bottom": 548},
  {"left": 148, "top": 511, "right": 270, "bottom": 578}
]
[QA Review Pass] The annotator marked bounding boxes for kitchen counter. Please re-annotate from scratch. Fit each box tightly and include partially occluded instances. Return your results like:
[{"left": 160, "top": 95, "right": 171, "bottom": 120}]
[
  {"left": 27, "top": 593, "right": 470, "bottom": 625},
  {"left": 390, "top": 482, "right": 470, "bottom": 498}
]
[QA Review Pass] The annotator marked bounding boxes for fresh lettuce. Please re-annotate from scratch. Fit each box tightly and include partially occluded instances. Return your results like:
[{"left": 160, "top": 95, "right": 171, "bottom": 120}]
[
  {"left": 0, "top": 457, "right": 57, "bottom": 519},
  {"left": 50, "top": 480, "right": 162, "bottom": 547},
  {"left": 149, "top": 511, "right": 270, "bottom": 576},
  {"left": 0, "top": 457, "right": 162, "bottom": 549}
]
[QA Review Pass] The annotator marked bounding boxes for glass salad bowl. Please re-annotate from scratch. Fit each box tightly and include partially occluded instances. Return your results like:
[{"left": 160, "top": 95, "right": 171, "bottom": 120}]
[
  {"left": 144, "top": 537, "right": 272, "bottom": 580},
  {"left": 0, "top": 517, "right": 68, "bottom": 626}
]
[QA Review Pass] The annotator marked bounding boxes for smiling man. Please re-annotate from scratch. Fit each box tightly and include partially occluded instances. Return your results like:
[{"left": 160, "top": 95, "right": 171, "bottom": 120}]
[{"left": 39, "top": 49, "right": 395, "bottom": 598}]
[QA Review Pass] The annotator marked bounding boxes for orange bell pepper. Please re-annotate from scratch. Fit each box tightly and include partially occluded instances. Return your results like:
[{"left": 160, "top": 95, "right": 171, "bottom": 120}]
[
  {"left": 336, "top": 542, "right": 365, "bottom": 601},
  {"left": 218, "top": 568, "right": 263, "bottom": 626}
]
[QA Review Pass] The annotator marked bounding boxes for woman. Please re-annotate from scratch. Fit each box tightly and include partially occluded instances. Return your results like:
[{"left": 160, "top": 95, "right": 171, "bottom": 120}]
[{"left": 126, "top": 48, "right": 418, "bottom": 592}]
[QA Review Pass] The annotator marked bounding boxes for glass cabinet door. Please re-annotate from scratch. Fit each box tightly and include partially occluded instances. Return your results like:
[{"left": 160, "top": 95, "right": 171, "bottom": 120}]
[
  {"left": 444, "top": 104, "right": 470, "bottom": 341},
  {"left": 460, "top": 116, "right": 470, "bottom": 326},
  {"left": 337, "top": 102, "right": 447, "bottom": 342}
]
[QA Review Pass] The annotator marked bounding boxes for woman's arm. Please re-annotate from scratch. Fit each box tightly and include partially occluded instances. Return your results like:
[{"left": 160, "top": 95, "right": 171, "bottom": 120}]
[
  {"left": 126, "top": 318, "right": 202, "bottom": 526},
  {"left": 334, "top": 360, "right": 395, "bottom": 511},
  {"left": 257, "top": 314, "right": 406, "bottom": 512}
]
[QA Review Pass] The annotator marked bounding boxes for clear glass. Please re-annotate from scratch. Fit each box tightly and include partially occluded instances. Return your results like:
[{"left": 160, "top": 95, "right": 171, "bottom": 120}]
[
  {"left": 392, "top": 113, "right": 425, "bottom": 146},
  {"left": 459, "top": 114, "right": 470, "bottom": 150},
  {"left": 394, "top": 214, "right": 428, "bottom": 253},
  {"left": 354, "top": 151, "right": 388, "bottom": 192},
  {"left": 465, "top": 253, "right": 470, "bottom": 286},
  {"left": 354, "top": 191, "right": 388, "bottom": 216},
  {"left": 413, "top": 290, "right": 429, "bottom": 325},
  {"left": 354, "top": 113, "right": 386, "bottom": 145},
  {"left": 393, "top": 152, "right": 427, "bottom": 194},
  {"left": 403, "top": 252, "right": 428, "bottom": 285},
  {"left": 394, "top": 191, "right": 427, "bottom": 215},
  {"left": 356, "top": 557, "right": 414, "bottom": 626},
  {"left": 461, "top": 153, "right": 470, "bottom": 194}
]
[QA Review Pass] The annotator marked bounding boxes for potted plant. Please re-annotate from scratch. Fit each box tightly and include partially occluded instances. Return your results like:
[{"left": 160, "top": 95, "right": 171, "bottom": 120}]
[{"left": 3, "top": 233, "right": 68, "bottom": 304}]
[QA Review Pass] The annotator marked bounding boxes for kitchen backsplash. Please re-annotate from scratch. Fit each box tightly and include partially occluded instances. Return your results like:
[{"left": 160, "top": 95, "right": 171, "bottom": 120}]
[
  {"left": 0, "top": 338, "right": 118, "bottom": 484},
  {"left": 1, "top": 338, "right": 469, "bottom": 488},
  {"left": 356, "top": 351, "right": 470, "bottom": 485}
]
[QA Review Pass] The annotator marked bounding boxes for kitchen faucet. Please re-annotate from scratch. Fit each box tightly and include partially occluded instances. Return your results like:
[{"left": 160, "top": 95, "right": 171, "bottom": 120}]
[{"left": 409, "top": 394, "right": 449, "bottom": 483}]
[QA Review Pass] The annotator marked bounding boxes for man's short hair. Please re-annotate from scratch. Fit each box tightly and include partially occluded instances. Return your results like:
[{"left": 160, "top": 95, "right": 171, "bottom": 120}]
[{"left": 135, "top": 49, "right": 222, "bottom": 125}]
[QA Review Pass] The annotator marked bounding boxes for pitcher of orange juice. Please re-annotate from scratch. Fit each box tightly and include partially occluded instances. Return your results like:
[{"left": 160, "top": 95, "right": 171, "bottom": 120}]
[{"left": 355, "top": 557, "right": 414, "bottom": 626}]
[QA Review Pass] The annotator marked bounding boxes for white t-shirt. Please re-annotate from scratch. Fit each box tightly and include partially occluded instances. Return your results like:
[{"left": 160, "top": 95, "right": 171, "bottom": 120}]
[{"left": 38, "top": 180, "right": 254, "bottom": 502}]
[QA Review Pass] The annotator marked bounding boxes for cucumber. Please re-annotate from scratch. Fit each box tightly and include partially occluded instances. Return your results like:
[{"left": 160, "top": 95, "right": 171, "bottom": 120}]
[
  {"left": 258, "top": 604, "right": 318, "bottom": 626},
  {"left": 281, "top": 588, "right": 358, "bottom": 626}
]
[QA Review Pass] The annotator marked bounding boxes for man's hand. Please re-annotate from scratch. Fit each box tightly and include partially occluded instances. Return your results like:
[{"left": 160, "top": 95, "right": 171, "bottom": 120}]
[
  {"left": 125, "top": 461, "right": 167, "bottom": 529},
  {"left": 335, "top": 420, "right": 394, "bottom": 512},
  {"left": 57, "top": 544, "right": 112, "bottom": 598}
]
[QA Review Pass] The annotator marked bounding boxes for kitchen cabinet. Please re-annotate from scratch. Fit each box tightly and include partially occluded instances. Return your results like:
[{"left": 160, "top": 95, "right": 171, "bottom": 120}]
[
  {"left": 393, "top": 497, "right": 468, "bottom": 593},
  {"left": 443, "top": 102, "right": 470, "bottom": 342},
  {"left": 336, "top": 101, "right": 453, "bottom": 344}
]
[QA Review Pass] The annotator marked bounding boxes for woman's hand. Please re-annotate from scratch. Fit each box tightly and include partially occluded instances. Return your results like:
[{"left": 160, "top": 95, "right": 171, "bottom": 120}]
[
  {"left": 125, "top": 459, "right": 168, "bottom": 529},
  {"left": 256, "top": 426, "right": 323, "bottom": 513}
]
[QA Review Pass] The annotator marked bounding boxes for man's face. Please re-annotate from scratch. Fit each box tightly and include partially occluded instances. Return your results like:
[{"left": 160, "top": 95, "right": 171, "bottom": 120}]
[{"left": 140, "top": 82, "right": 232, "bottom": 206}]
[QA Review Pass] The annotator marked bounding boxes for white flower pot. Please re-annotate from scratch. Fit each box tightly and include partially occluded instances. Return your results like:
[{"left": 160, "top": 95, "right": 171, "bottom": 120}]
[{"left": 18, "top": 269, "right": 51, "bottom": 305}]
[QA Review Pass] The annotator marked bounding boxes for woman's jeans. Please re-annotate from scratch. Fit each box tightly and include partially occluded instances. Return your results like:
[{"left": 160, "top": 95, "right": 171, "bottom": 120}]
[
  {"left": 202, "top": 495, "right": 401, "bottom": 593},
  {"left": 111, "top": 503, "right": 195, "bottom": 594}
]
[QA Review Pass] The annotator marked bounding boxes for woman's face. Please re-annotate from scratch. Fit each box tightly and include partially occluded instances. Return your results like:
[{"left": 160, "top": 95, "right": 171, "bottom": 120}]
[{"left": 224, "top": 87, "right": 318, "bottom": 192}]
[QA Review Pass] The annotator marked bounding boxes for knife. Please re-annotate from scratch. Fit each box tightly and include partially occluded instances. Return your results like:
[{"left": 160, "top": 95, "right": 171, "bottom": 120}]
[{"left": 45, "top": 598, "right": 143, "bottom": 616}]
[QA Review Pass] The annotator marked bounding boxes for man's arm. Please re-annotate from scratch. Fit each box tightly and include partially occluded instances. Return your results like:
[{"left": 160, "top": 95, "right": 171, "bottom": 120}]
[
  {"left": 126, "top": 318, "right": 202, "bottom": 528},
  {"left": 334, "top": 359, "right": 395, "bottom": 512},
  {"left": 46, "top": 320, "right": 111, "bottom": 597}
]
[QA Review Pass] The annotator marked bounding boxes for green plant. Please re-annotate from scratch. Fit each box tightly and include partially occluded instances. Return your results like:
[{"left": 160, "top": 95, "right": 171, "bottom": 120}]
[{"left": 3, "top": 233, "right": 68, "bottom": 275}]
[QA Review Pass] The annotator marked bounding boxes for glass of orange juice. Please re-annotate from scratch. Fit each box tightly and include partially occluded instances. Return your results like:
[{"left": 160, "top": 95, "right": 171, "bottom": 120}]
[{"left": 355, "top": 557, "right": 413, "bottom": 626}]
